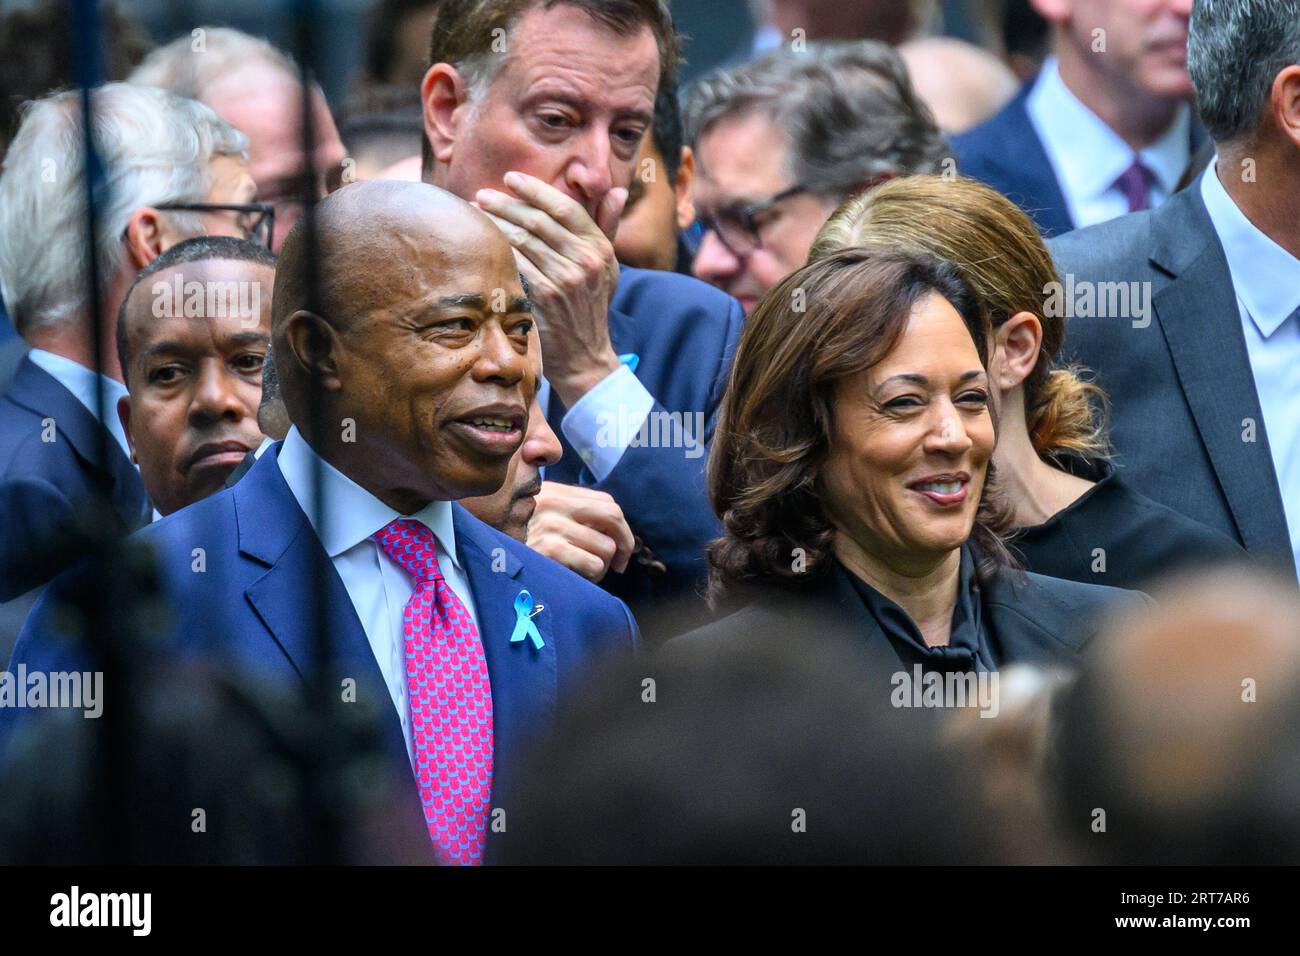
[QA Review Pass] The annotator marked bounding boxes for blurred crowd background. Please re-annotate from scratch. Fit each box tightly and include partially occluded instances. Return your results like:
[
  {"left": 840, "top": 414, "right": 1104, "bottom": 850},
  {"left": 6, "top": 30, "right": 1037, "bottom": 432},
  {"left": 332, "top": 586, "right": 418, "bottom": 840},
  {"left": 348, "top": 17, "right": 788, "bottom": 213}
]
[{"left": 0, "top": 0, "right": 1297, "bottom": 870}]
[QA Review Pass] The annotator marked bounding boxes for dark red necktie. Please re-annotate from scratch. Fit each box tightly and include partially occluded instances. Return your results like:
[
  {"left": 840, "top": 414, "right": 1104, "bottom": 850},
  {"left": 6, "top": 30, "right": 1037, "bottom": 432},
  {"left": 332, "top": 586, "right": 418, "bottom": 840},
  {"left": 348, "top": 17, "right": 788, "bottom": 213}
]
[{"left": 1115, "top": 159, "right": 1154, "bottom": 213}]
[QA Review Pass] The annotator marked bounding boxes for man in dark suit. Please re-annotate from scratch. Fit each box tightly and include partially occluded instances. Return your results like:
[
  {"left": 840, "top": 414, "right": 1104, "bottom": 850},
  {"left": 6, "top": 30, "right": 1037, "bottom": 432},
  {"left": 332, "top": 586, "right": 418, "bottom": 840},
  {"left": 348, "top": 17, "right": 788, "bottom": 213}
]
[
  {"left": 7, "top": 181, "right": 638, "bottom": 864},
  {"left": 1049, "top": 0, "right": 1300, "bottom": 582},
  {"left": 0, "top": 83, "right": 258, "bottom": 603},
  {"left": 952, "top": 0, "right": 1200, "bottom": 238},
  {"left": 420, "top": 0, "right": 743, "bottom": 635}
]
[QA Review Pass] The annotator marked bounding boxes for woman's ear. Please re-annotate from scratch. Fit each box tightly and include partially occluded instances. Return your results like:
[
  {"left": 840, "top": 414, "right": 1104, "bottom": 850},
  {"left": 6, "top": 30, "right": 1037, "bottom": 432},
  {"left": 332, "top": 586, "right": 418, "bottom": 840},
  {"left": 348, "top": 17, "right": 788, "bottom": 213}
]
[{"left": 993, "top": 311, "right": 1043, "bottom": 391}]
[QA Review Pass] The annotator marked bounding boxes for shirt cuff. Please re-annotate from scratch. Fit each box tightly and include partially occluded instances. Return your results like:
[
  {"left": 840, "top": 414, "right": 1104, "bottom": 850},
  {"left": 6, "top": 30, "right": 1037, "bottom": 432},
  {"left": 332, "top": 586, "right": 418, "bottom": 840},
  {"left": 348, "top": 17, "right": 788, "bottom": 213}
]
[{"left": 560, "top": 365, "right": 655, "bottom": 482}]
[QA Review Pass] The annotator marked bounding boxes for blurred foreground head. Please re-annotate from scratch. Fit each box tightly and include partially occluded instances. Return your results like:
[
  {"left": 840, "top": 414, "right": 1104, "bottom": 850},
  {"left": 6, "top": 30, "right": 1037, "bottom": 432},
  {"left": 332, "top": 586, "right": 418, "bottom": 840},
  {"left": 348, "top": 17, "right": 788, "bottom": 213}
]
[
  {"left": 500, "top": 633, "right": 1010, "bottom": 864},
  {"left": 1053, "top": 568, "right": 1300, "bottom": 864},
  {"left": 0, "top": 653, "right": 428, "bottom": 864},
  {"left": 131, "top": 27, "right": 348, "bottom": 250}
]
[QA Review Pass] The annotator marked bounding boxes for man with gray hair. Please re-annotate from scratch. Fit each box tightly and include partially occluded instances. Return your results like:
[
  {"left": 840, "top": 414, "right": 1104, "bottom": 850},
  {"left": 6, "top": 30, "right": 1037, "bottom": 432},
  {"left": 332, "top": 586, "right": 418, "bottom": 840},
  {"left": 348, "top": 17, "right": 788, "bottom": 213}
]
[
  {"left": 0, "top": 82, "right": 256, "bottom": 601},
  {"left": 685, "top": 40, "right": 947, "bottom": 313},
  {"left": 1050, "top": 0, "right": 1300, "bottom": 584},
  {"left": 131, "top": 26, "right": 348, "bottom": 251}
]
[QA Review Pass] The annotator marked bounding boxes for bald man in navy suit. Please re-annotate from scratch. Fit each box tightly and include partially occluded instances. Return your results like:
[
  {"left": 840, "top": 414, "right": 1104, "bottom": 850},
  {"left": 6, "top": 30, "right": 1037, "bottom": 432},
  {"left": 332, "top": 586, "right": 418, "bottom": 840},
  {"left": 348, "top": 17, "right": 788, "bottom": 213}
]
[{"left": 7, "top": 181, "right": 638, "bottom": 864}]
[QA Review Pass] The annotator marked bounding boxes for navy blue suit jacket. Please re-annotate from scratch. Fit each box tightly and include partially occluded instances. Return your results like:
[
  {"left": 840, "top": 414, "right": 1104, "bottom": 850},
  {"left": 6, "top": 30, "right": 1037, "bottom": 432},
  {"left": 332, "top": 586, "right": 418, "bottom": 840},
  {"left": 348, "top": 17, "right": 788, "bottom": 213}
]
[
  {"left": 545, "top": 265, "right": 744, "bottom": 629},
  {"left": 951, "top": 83, "right": 1075, "bottom": 239},
  {"left": 952, "top": 82, "right": 1205, "bottom": 239},
  {"left": 1048, "top": 185, "right": 1295, "bottom": 580},
  {"left": 5, "top": 444, "right": 639, "bottom": 860},
  {"left": 0, "top": 355, "right": 148, "bottom": 601},
  {"left": 0, "top": 295, "right": 14, "bottom": 343}
]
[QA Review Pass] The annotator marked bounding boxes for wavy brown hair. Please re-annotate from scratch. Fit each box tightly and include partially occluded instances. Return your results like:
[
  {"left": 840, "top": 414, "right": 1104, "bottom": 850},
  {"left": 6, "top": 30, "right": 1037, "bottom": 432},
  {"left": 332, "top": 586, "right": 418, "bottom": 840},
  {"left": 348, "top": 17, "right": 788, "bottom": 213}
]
[
  {"left": 706, "top": 248, "right": 1016, "bottom": 603},
  {"left": 809, "top": 175, "right": 1110, "bottom": 464}
]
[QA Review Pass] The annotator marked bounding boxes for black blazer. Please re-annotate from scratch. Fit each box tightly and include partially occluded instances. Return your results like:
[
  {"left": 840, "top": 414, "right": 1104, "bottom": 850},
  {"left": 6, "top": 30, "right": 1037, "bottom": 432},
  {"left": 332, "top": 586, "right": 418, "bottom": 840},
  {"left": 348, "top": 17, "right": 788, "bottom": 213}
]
[
  {"left": 1010, "top": 459, "right": 1246, "bottom": 590},
  {"left": 677, "top": 558, "right": 1144, "bottom": 673},
  {"left": 1048, "top": 185, "right": 1296, "bottom": 580}
]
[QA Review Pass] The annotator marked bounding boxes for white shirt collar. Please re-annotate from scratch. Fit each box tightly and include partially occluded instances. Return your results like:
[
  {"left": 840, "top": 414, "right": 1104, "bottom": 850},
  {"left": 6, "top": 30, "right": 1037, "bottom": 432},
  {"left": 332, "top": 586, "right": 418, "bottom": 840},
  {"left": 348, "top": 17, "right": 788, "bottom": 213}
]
[
  {"left": 1200, "top": 161, "right": 1300, "bottom": 338},
  {"left": 26, "top": 348, "right": 131, "bottom": 457},
  {"left": 275, "top": 426, "right": 462, "bottom": 568},
  {"left": 1026, "top": 57, "right": 1191, "bottom": 203}
]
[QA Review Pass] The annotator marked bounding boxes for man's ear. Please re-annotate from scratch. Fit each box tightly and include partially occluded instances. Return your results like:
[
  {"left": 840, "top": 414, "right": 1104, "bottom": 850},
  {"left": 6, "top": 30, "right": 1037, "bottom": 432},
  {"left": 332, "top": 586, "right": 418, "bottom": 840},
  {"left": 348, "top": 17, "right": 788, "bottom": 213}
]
[
  {"left": 117, "top": 394, "right": 138, "bottom": 465},
  {"left": 1272, "top": 64, "right": 1300, "bottom": 151},
  {"left": 1027, "top": 0, "right": 1071, "bottom": 25},
  {"left": 283, "top": 311, "right": 344, "bottom": 393},
  {"left": 422, "top": 63, "right": 470, "bottom": 167},
  {"left": 674, "top": 145, "right": 696, "bottom": 231},
  {"left": 123, "top": 207, "right": 167, "bottom": 268},
  {"left": 993, "top": 311, "right": 1043, "bottom": 391}
]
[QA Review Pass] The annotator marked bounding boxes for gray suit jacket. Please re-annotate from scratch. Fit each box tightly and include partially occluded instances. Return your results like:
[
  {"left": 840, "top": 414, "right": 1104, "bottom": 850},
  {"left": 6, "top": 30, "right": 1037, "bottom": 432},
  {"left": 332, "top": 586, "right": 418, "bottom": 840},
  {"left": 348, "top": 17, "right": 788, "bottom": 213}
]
[{"left": 1048, "top": 185, "right": 1295, "bottom": 579}]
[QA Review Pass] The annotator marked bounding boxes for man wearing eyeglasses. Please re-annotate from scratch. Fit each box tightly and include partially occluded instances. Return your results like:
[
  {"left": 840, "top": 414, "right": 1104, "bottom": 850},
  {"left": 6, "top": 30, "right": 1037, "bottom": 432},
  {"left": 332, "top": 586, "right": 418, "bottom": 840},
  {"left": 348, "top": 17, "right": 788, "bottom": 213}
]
[
  {"left": 131, "top": 27, "right": 349, "bottom": 252},
  {"left": 685, "top": 41, "right": 949, "bottom": 314},
  {"left": 0, "top": 83, "right": 256, "bottom": 604}
]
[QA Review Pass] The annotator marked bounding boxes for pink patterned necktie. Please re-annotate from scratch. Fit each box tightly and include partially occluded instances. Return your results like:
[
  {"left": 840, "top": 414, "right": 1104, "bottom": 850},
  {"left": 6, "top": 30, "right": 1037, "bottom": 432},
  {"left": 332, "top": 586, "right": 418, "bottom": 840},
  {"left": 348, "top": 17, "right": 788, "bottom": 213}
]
[{"left": 373, "top": 518, "right": 494, "bottom": 866}]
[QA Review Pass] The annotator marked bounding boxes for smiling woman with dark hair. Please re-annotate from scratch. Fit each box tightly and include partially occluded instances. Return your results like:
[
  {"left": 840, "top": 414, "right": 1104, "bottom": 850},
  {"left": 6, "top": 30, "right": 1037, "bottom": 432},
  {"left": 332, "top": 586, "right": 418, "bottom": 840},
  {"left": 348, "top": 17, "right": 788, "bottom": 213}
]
[{"left": 687, "top": 248, "right": 1141, "bottom": 673}]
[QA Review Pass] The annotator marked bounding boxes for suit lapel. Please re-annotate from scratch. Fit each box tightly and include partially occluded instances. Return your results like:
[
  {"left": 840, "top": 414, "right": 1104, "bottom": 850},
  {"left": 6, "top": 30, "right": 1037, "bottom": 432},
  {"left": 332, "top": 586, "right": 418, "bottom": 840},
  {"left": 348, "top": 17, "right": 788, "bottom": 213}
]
[
  {"left": 452, "top": 505, "right": 557, "bottom": 810},
  {"left": 978, "top": 88, "right": 1074, "bottom": 238},
  {"left": 1148, "top": 191, "right": 1293, "bottom": 567},
  {"left": 1008, "top": 94, "right": 1074, "bottom": 237},
  {"left": 982, "top": 572, "right": 1094, "bottom": 659},
  {"left": 233, "top": 449, "right": 409, "bottom": 765}
]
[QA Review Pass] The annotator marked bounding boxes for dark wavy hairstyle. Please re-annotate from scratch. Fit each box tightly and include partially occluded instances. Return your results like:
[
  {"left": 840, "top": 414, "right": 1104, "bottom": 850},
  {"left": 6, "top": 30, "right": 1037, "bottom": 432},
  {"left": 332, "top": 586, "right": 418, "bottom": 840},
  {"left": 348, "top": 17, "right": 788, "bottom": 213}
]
[{"left": 706, "top": 247, "right": 1016, "bottom": 603}]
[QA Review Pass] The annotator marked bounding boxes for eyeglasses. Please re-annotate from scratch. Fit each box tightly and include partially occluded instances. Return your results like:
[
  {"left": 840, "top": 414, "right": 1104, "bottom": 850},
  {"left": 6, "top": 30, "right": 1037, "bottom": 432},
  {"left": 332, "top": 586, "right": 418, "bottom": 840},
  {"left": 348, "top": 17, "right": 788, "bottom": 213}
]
[
  {"left": 694, "top": 184, "right": 808, "bottom": 257},
  {"left": 155, "top": 201, "right": 276, "bottom": 251}
]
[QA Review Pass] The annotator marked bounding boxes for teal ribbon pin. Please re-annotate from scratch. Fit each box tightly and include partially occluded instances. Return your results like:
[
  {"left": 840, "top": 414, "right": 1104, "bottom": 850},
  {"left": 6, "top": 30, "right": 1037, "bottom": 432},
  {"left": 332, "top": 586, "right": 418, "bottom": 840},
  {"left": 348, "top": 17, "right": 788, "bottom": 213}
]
[
  {"left": 618, "top": 352, "right": 640, "bottom": 373},
  {"left": 510, "top": 589, "right": 545, "bottom": 650}
]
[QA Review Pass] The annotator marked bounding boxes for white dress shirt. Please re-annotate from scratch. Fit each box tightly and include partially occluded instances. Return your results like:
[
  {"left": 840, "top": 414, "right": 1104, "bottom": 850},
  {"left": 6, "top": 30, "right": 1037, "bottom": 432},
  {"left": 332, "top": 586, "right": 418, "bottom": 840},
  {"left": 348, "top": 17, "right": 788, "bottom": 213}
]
[
  {"left": 1026, "top": 57, "right": 1191, "bottom": 229},
  {"left": 276, "top": 426, "right": 482, "bottom": 757},
  {"left": 1200, "top": 163, "right": 1300, "bottom": 583},
  {"left": 537, "top": 363, "right": 655, "bottom": 482},
  {"left": 27, "top": 348, "right": 131, "bottom": 458}
]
